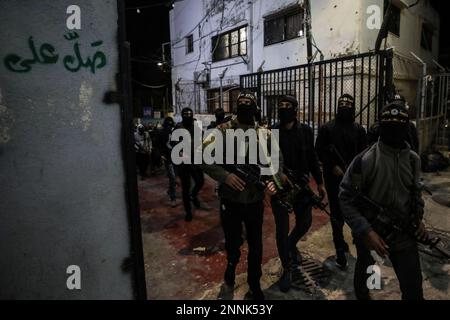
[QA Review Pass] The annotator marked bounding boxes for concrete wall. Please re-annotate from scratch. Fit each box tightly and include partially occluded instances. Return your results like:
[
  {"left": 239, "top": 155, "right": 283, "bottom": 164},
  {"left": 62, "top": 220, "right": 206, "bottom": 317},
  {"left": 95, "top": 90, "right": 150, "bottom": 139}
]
[{"left": 0, "top": 0, "right": 136, "bottom": 299}]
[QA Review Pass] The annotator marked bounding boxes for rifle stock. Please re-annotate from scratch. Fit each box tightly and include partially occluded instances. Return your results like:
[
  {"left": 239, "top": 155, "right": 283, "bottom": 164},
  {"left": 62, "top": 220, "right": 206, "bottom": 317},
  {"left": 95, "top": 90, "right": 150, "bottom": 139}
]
[{"left": 280, "top": 167, "right": 334, "bottom": 220}]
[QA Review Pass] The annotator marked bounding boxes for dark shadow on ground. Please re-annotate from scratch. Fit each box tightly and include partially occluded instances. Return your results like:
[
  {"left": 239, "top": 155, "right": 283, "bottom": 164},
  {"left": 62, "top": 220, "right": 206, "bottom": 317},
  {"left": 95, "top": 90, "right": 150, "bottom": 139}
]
[{"left": 217, "top": 283, "right": 235, "bottom": 300}]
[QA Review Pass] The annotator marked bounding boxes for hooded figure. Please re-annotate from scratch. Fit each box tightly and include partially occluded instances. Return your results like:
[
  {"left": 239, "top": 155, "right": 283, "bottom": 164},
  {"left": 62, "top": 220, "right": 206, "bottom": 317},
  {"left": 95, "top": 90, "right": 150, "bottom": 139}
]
[
  {"left": 236, "top": 90, "right": 258, "bottom": 125},
  {"left": 335, "top": 94, "right": 355, "bottom": 124},
  {"left": 368, "top": 94, "right": 419, "bottom": 152},
  {"left": 181, "top": 107, "right": 194, "bottom": 128},
  {"left": 378, "top": 101, "right": 410, "bottom": 149},
  {"left": 315, "top": 93, "right": 368, "bottom": 271},
  {"left": 278, "top": 95, "right": 298, "bottom": 125}
]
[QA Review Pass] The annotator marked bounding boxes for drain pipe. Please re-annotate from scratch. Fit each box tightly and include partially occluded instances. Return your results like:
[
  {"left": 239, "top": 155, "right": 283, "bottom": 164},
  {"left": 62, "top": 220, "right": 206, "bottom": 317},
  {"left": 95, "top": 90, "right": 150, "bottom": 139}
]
[
  {"left": 248, "top": 0, "right": 254, "bottom": 73},
  {"left": 410, "top": 51, "right": 427, "bottom": 152}
]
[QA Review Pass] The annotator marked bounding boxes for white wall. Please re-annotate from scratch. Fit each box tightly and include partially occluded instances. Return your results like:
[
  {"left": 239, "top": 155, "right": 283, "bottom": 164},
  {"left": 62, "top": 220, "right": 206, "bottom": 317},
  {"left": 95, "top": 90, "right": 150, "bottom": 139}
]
[
  {"left": 170, "top": 0, "right": 440, "bottom": 115},
  {"left": 0, "top": 0, "right": 138, "bottom": 299},
  {"left": 170, "top": 0, "right": 250, "bottom": 114}
]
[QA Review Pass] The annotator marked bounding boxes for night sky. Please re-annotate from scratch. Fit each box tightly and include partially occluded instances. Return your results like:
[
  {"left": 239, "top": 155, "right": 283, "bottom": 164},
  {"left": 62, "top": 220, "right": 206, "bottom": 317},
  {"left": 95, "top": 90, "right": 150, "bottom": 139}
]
[
  {"left": 125, "top": 0, "right": 173, "bottom": 114},
  {"left": 125, "top": 0, "right": 171, "bottom": 70}
]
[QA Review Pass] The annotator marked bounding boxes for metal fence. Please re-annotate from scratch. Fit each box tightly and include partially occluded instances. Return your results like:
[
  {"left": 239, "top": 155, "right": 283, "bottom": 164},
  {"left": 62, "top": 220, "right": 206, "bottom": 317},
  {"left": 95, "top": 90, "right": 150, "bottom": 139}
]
[
  {"left": 240, "top": 50, "right": 393, "bottom": 132},
  {"left": 417, "top": 73, "right": 450, "bottom": 151}
]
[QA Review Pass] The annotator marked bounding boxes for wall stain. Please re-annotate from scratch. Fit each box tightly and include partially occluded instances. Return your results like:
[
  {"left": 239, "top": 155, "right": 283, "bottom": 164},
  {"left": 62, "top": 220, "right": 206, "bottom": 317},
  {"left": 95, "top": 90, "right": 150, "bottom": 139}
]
[
  {"left": 0, "top": 88, "right": 14, "bottom": 144},
  {"left": 79, "top": 81, "right": 93, "bottom": 131}
]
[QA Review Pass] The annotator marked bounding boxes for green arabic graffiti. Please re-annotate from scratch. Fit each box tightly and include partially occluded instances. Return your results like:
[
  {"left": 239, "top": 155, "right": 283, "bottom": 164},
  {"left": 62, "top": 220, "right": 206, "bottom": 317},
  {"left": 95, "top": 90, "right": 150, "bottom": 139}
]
[
  {"left": 3, "top": 36, "right": 59, "bottom": 72},
  {"left": 3, "top": 33, "right": 107, "bottom": 74}
]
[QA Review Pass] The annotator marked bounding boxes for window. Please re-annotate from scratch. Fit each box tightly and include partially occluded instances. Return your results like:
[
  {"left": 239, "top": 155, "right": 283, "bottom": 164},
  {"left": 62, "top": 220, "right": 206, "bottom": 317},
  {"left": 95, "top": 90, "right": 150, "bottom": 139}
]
[
  {"left": 207, "top": 87, "right": 240, "bottom": 113},
  {"left": 186, "top": 34, "right": 194, "bottom": 54},
  {"left": 264, "top": 9, "right": 304, "bottom": 46},
  {"left": 211, "top": 26, "right": 247, "bottom": 62},
  {"left": 384, "top": 0, "right": 400, "bottom": 36},
  {"left": 421, "top": 22, "right": 433, "bottom": 51}
]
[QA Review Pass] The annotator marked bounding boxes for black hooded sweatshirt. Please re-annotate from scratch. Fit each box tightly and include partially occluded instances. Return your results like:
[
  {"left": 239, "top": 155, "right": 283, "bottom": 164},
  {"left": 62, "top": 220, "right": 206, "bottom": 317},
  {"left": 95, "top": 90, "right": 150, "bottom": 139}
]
[
  {"left": 273, "top": 119, "right": 323, "bottom": 185},
  {"left": 315, "top": 119, "right": 368, "bottom": 174}
]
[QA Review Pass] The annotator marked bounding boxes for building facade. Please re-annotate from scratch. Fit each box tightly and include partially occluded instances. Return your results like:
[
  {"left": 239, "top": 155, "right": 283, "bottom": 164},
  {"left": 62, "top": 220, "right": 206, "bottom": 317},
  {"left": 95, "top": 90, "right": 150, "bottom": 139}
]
[{"left": 169, "top": 0, "right": 440, "bottom": 125}]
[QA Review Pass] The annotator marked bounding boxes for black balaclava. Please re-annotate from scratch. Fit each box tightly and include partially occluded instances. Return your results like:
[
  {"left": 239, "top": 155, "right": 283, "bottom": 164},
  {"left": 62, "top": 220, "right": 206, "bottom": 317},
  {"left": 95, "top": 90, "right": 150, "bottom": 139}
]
[
  {"left": 236, "top": 90, "right": 257, "bottom": 125},
  {"left": 278, "top": 95, "right": 298, "bottom": 125},
  {"left": 390, "top": 93, "right": 410, "bottom": 111},
  {"left": 336, "top": 94, "right": 355, "bottom": 124},
  {"left": 181, "top": 107, "right": 194, "bottom": 127},
  {"left": 379, "top": 101, "right": 410, "bottom": 149},
  {"left": 214, "top": 108, "right": 225, "bottom": 124},
  {"left": 163, "top": 117, "right": 174, "bottom": 129}
]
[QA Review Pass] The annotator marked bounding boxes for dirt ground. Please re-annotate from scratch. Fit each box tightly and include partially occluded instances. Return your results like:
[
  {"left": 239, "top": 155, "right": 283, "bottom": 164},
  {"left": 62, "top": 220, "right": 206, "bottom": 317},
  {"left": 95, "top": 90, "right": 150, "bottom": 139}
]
[{"left": 139, "top": 166, "right": 450, "bottom": 300}]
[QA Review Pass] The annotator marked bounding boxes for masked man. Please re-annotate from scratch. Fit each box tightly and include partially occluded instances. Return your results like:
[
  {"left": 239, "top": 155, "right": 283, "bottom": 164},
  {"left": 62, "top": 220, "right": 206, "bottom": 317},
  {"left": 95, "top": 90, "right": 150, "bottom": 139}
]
[
  {"left": 134, "top": 124, "right": 152, "bottom": 180},
  {"left": 368, "top": 94, "right": 419, "bottom": 152},
  {"left": 200, "top": 90, "right": 280, "bottom": 300},
  {"left": 159, "top": 116, "right": 177, "bottom": 207},
  {"left": 173, "top": 108, "right": 204, "bottom": 221},
  {"left": 315, "top": 94, "right": 368, "bottom": 269},
  {"left": 339, "top": 100, "right": 427, "bottom": 300},
  {"left": 271, "top": 95, "right": 325, "bottom": 292},
  {"left": 207, "top": 108, "right": 228, "bottom": 130}
]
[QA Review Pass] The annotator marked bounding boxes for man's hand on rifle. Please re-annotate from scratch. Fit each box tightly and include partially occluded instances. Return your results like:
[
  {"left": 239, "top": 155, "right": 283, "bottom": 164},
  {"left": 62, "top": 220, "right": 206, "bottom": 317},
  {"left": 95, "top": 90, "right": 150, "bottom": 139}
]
[
  {"left": 415, "top": 221, "right": 429, "bottom": 242},
  {"left": 265, "top": 181, "right": 277, "bottom": 196},
  {"left": 332, "top": 165, "right": 345, "bottom": 177},
  {"left": 263, "top": 181, "right": 277, "bottom": 207},
  {"left": 364, "top": 230, "right": 389, "bottom": 257},
  {"left": 225, "top": 173, "right": 246, "bottom": 191}
]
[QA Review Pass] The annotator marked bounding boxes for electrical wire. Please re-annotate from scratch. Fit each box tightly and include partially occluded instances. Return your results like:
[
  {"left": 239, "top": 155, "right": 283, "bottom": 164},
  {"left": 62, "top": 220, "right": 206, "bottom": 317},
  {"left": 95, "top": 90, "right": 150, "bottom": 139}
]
[
  {"left": 170, "top": 2, "right": 217, "bottom": 46},
  {"left": 205, "top": 85, "right": 240, "bottom": 100},
  {"left": 132, "top": 79, "right": 167, "bottom": 89}
]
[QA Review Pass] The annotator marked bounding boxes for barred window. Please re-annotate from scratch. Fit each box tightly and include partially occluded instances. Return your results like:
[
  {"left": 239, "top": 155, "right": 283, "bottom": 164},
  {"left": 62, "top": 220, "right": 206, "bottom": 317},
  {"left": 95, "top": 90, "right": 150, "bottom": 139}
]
[
  {"left": 264, "top": 9, "right": 304, "bottom": 46},
  {"left": 186, "top": 34, "right": 194, "bottom": 54},
  {"left": 207, "top": 87, "right": 240, "bottom": 113},
  {"left": 212, "top": 26, "right": 247, "bottom": 62}
]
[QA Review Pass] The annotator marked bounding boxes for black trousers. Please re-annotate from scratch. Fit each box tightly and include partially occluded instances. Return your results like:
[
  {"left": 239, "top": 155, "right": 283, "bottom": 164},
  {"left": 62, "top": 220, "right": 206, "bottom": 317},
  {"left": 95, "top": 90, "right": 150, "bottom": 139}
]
[
  {"left": 354, "top": 239, "right": 424, "bottom": 300},
  {"left": 324, "top": 173, "right": 348, "bottom": 252},
  {"left": 271, "top": 198, "right": 312, "bottom": 269},
  {"left": 136, "top": 152, "right": 150, "bottom": 177},
  {"left": 177, "top": 164, "right": 204, "bottom": 215},
  {"left": 220, "top": 199, "right": 264, "bottom": 290}
]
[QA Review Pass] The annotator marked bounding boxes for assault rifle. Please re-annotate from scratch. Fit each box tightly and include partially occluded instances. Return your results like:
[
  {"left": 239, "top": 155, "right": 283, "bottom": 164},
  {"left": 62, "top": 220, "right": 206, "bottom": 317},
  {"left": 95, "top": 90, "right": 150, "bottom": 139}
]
[
  {"left": 276, "top": 167, "right": 334, "bottom": 220},
  {"left": 223, "top": 164, "right": 293, "bottom": 212},
  {"left": 326, "top": 144, "right": 347, "bottom": 172},
  {"left": 353, "top": 191, "right": 450, "bottom": 259}
]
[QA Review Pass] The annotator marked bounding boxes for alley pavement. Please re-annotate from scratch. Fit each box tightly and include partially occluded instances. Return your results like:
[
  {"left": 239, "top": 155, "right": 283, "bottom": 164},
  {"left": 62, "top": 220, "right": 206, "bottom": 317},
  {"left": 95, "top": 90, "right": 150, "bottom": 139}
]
[{"left": 139, "top": 167, "right": 450, "bottom": 300}]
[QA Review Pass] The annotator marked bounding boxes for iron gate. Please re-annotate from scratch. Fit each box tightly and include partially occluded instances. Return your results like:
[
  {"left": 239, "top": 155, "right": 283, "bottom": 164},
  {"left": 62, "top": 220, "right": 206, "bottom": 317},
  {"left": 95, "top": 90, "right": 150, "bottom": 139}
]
[{"left": 240, "top": 50, "right": 394, "bottom": 132}]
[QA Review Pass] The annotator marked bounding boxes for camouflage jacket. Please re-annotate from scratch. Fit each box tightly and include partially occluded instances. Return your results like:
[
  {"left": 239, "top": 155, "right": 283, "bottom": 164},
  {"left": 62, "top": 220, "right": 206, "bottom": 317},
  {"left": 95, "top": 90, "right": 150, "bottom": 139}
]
[{"left": 199, "top": 117, "right": 283, "bottom": 204}]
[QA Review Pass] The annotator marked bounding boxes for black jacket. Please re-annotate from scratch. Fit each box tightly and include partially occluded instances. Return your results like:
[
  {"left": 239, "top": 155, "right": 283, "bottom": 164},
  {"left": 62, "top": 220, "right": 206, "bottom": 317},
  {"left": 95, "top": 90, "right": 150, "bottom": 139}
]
[
  {"left": 273, "top": 120, "right": 323, "bottom": 185},
  {"left": 158, "top": 126, "right": 173, "bottom": 158},
  {"left": 315, "top": 119, "right": 367, "bottom": 174}
]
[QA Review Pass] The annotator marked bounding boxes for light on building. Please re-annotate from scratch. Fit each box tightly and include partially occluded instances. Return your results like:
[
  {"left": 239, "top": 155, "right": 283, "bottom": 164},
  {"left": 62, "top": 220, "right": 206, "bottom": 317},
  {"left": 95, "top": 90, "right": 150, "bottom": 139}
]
[
  {"left": 137, "top": 8, "right": 141, "bottom": 13},
  {"left": 157, "top": 62, "right": 163, "bottom": 67}
]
